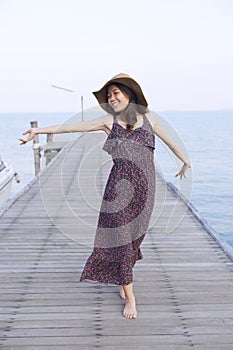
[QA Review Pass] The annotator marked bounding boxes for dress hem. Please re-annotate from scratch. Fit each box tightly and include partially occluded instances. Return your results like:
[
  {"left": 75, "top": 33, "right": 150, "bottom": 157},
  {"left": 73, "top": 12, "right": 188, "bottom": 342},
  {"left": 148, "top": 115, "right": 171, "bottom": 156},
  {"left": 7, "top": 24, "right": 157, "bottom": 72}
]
[{"left": 79, "top": 277, "right": 134, "bottom": 286}]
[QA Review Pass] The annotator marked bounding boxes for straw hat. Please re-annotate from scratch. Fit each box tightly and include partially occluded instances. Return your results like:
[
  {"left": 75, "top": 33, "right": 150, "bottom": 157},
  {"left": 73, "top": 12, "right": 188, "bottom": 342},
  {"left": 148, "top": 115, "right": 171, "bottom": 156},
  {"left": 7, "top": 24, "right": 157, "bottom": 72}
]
[{"left": 92, "top": 73, "right": 148, "bottom": 113}]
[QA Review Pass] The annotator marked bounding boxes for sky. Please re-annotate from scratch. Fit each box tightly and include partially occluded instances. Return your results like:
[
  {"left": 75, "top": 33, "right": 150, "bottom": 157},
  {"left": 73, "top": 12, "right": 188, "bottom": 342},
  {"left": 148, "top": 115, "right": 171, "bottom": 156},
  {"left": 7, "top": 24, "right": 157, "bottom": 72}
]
[{"left": 0, "top": 0, "right": 233, "bottom": 112}]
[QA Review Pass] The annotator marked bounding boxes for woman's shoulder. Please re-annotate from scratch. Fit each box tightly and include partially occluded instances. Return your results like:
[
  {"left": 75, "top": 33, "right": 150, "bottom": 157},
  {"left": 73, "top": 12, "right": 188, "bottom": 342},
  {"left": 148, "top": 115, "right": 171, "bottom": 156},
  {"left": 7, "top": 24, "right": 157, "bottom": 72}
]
[
  {"left": 145, "top": 111, "right": 160, "bottom": 130},
  {"left": 96, "top": 113, "right": 114, "bottom": 135}
]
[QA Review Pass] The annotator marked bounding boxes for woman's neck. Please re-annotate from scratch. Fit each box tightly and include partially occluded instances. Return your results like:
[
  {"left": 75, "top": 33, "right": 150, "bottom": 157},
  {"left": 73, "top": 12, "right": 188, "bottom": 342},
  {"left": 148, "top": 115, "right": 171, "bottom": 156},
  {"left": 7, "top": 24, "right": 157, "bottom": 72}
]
[{"left": 118, "top": 111, "right": 140, "bottom": 122}]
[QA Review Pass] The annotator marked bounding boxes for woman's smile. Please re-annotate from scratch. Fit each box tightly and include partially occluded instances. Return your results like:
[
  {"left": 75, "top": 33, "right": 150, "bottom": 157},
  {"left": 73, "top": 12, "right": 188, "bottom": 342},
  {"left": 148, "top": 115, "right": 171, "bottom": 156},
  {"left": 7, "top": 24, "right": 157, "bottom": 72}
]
[{"left": 107, "top": 84, "right": 130, "bottom": 112}]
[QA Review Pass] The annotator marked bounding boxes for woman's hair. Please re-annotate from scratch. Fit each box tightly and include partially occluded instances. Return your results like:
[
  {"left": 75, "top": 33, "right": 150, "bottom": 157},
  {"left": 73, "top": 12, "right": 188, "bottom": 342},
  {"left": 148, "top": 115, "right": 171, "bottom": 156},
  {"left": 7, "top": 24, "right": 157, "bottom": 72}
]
[{"left": 107, "top": 82, "right": 147, "bottom": 130}]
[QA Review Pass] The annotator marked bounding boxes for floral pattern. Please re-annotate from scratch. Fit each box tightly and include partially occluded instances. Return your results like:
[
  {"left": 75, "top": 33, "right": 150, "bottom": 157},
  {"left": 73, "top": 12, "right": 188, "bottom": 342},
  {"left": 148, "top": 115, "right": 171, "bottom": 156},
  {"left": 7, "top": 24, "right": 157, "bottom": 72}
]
[{"left": 80, "top": 114, "right": 155, "bottom": 285}]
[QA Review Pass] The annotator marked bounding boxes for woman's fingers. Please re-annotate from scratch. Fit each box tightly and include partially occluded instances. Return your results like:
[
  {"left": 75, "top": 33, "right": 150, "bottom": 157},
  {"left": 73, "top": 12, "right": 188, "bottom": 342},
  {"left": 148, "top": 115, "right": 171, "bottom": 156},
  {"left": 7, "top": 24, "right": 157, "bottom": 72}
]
[
  {"left": 18, "top": 129, "right": 36, "bottom": 145},
  {"left": 22, "top": 129, "right": 31, "bottom": 135},
  {"left": 175, "top": 167, "right": 188, "bottom": 179},
  {"left": 175, "top": 171, "right": 182, "bottom": 178},
  {"left": 19, "top": 137, "right": 29, "bottom": 145}
]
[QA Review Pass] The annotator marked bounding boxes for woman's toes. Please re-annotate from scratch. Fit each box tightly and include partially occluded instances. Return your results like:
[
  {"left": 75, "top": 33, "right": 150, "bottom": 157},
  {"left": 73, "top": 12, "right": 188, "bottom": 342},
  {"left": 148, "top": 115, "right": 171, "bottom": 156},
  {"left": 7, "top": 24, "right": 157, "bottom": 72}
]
[{"left": 123, "top": 303, "right": 137, "bottom": 319}]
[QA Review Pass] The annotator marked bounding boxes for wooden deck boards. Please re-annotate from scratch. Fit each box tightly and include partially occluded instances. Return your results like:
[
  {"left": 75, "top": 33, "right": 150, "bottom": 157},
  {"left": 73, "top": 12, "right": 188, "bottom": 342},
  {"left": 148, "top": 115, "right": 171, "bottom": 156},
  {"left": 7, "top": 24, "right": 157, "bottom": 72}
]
[{"left": 0, "top": 133, "right": 233, "bottom": 349}]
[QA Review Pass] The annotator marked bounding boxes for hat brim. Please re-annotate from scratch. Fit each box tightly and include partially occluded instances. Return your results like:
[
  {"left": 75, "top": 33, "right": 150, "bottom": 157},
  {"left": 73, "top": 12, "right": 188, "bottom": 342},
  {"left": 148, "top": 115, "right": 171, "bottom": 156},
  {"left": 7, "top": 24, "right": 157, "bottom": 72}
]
[{"left": 93, "top": 77, "right": 148, "bottom": 113}]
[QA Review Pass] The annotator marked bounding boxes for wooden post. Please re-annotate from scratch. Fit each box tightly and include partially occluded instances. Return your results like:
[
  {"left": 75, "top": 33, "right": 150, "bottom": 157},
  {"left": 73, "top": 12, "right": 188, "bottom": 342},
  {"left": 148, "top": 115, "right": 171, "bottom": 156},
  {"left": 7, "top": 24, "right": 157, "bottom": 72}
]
[
  {"left": 46, "top": 133, "right": 53, "bottom": 143},
  {"left": 45, "top": 133, "right": 54, "bottom": 165},
  {"left": 30, "top": 121, "right": 41, "bottom": 175},
  {"left": 81, "top": 95, "right": 84, "bottom": 121}
]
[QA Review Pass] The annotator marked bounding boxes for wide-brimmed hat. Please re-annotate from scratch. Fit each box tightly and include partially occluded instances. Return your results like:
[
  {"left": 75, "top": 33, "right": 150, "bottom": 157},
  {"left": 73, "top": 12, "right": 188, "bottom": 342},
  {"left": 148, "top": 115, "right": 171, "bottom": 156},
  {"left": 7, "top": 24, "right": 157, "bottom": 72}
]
[{"left": 92, "top": 73, "right": 148, "bottom": 113}]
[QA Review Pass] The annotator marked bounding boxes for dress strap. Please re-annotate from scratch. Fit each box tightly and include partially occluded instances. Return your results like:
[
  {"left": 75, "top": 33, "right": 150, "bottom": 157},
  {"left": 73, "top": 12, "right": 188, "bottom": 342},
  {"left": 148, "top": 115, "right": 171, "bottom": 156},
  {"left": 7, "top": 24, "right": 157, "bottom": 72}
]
[{"left": 144, "top": 113, "right": 154, "bottom": 133}]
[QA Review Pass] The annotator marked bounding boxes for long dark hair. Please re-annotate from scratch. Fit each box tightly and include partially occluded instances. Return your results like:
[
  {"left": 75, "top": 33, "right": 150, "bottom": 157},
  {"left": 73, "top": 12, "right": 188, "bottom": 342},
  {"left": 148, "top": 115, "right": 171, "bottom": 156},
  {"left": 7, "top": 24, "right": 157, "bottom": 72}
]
[{"left": 107, "top": 82, "right": 147, "bottom": 130}]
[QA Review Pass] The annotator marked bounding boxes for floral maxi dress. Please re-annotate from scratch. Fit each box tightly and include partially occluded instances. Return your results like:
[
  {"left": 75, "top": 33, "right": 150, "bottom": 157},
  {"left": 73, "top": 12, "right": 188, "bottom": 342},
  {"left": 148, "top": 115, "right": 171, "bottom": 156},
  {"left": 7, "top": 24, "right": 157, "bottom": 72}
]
[{"left": 80, "top": 114, "right": 156, "bottom": 285}]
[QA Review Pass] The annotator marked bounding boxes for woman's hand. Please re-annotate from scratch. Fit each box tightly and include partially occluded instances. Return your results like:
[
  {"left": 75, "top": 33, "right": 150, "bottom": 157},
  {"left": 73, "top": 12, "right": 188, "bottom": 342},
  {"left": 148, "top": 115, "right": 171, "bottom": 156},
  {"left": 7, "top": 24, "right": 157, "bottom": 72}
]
[
  {"left": 175, "top": 163, "right": 191, "bottom": 180},
  {"left": 19, "top": 128, "right": 38, "bottom": 145}
]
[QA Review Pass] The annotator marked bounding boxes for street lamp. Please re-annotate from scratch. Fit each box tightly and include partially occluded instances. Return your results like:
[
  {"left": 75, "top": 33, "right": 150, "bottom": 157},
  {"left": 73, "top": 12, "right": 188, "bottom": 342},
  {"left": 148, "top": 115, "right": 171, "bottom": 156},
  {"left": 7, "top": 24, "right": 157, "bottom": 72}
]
[{"left": 51, "top": 84, "right": 84, "bottom": 121}]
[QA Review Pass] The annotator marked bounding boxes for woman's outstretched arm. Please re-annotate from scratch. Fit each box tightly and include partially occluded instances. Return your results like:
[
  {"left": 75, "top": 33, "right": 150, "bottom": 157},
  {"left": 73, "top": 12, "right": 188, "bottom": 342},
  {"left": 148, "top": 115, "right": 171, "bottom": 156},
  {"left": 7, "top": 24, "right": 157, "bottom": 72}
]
[
  {"left": 147, "top": 113, "right": 191, "bottom": 179},
  {"left": 19, "top": 115, "right": 111, "bottom": 145}
]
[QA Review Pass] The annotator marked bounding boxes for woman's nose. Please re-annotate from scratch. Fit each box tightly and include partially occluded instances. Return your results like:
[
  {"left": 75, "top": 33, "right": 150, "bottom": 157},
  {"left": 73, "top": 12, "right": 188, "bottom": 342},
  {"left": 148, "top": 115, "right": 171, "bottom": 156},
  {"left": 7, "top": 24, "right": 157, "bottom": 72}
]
[{"left": 109, "top": 95, "right": 116, "bottom": 103}]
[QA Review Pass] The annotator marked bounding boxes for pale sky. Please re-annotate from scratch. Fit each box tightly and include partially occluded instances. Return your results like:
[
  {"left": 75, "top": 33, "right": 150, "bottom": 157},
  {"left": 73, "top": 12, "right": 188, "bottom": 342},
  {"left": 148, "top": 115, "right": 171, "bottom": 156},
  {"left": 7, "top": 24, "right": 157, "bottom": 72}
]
[{"left": 0, "top": 0, "right": 233, "bottom": 112}]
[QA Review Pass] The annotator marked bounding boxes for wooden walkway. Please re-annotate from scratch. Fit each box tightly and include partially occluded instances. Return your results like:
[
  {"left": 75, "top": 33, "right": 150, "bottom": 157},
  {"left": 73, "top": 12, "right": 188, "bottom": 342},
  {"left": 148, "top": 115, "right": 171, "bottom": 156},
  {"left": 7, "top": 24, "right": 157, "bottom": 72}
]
[{"left": 1, "top": 133, "right": 233, "bottom": 350}]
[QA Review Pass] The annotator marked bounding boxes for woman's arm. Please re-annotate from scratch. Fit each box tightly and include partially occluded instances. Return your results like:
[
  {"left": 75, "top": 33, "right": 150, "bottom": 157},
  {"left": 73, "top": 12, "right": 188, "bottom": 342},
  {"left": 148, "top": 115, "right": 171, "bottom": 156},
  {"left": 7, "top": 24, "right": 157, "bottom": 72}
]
[
  {"left": 147, "top": 112, "right": 191, "bottom": 179},
  {"left": 19, "top": 115, "right": 111, "bottom": 145}
]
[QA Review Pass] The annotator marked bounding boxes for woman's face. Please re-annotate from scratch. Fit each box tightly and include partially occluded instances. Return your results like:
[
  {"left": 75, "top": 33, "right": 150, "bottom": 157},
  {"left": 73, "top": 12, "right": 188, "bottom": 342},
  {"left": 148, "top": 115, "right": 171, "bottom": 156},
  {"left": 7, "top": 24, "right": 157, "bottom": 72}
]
[{"left": 107, "top": 84, "right": 130, "bottom": 113}]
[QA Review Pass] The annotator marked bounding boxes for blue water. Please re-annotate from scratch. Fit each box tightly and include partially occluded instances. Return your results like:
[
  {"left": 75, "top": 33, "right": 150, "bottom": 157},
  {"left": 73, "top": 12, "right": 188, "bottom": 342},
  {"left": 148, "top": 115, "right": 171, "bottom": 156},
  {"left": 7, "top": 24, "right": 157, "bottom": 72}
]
[
  {"left": 0, "top": 111, "right": 232, "bottom": 246},
  {"left": 157, "top": 110, "right": 233, "bottom": 246}
]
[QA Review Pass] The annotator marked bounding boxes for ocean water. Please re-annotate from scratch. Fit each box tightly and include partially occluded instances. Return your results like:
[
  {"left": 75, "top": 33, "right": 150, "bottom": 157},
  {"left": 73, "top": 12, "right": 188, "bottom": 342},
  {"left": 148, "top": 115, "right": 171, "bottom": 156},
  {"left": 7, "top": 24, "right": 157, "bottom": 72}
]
[
  {"left": 157, "top": 110, "right": 233, "bottom": 246},
  {"left": 0, "top": 111, "right": 232, "bottom": 246}
]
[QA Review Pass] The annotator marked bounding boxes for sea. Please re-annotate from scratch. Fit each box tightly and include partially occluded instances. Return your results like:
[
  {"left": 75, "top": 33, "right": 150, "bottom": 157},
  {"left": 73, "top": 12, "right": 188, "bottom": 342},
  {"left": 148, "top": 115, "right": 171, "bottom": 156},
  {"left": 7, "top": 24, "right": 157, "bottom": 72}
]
[{"left": 0, "top": 110, "right": 232, "bottom": 246}]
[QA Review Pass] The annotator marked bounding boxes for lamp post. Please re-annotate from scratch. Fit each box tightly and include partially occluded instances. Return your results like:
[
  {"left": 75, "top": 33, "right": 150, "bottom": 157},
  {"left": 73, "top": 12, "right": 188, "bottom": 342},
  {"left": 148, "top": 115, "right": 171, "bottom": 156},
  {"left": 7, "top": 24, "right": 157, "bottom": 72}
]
[{"left": 51, "top": 84, "right": 84, "bottom": 121}]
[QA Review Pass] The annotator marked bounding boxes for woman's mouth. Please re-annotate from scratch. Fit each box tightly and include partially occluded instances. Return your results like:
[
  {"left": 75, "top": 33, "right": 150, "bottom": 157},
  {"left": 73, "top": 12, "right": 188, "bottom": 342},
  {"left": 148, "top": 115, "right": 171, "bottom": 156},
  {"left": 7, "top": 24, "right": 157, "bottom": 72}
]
[{"left": 111, "top": 102, "right": 119, "bottom": 108}]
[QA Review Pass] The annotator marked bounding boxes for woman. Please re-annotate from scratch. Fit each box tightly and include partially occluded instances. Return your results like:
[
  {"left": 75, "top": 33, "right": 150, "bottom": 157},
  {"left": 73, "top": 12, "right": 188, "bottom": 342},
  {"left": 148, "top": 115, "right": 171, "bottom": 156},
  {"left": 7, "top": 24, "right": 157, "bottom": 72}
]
[{"left": 19, "top": 73, "right": 191, "bottom": 319}]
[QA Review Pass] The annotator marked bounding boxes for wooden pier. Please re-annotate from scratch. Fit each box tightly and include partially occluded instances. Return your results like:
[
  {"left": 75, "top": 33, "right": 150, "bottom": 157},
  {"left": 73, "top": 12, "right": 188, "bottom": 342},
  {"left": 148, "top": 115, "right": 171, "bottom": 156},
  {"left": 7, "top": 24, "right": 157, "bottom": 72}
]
[{"left": 1, "top": 133, "right": 233, "bottom": 350}]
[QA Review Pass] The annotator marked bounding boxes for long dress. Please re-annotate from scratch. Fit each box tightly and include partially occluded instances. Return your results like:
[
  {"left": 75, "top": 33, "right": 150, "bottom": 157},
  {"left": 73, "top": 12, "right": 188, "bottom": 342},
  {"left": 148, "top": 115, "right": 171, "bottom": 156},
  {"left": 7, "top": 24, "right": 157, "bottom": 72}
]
[{"left": 80, "top": 114, "right": 156, "bottom": 285}]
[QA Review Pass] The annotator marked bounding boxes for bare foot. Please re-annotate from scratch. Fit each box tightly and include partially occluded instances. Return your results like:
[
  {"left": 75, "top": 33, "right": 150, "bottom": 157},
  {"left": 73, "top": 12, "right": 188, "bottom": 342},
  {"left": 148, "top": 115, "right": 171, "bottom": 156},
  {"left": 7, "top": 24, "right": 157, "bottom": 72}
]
[
  {"left": 123, "top": 300, "right": 137, "bottom": 319},
  {"left": 119, "top": 286, "right": 125, "bottom": 299}
]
